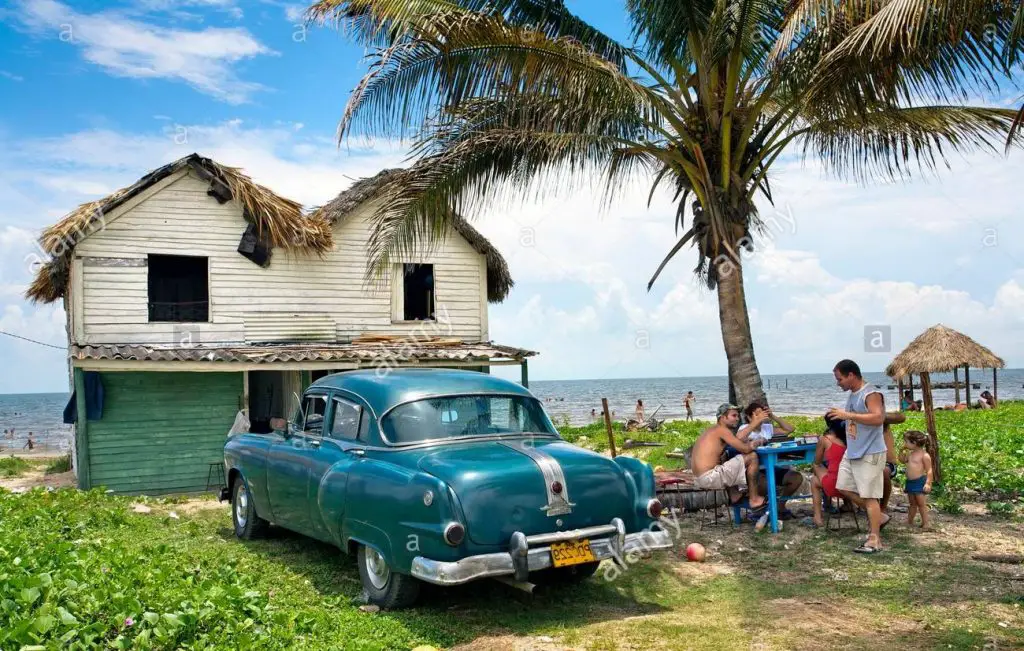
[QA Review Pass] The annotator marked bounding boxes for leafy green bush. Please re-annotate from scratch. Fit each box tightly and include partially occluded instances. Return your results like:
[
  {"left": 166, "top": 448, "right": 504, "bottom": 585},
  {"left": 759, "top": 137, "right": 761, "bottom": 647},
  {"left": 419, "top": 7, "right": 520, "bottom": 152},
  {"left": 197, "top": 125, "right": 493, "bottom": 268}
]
[
  {"left": 44, "top": 455, "right": 71, "bottom": 475},
  {"left": 985, "top": 501, "right": 1016, "bottom": 519},
  {"left": 0, "top": 456, "right": 32, "bottom": 478},
  {"left": 0, "top": 490, "right": 281, "bottom": 649}
]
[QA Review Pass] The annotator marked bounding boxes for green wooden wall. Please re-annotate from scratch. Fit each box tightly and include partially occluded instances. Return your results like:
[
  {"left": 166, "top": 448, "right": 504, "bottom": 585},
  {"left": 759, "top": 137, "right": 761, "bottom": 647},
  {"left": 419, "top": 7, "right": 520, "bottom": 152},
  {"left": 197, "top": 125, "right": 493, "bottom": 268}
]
[{"left": 86, "top": 372, "right": 242, "bottom": 495}]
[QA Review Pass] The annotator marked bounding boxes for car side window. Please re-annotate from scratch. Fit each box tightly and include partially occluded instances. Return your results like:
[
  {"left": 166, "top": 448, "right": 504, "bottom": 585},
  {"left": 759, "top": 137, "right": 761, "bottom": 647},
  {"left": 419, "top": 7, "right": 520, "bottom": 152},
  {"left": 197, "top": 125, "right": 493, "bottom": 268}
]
[
  {"left": 301, "top": 395, "right": 327, "bottom": 436},
  {"left": 329, "top": 397, "right": 362, "bottom": 441}
]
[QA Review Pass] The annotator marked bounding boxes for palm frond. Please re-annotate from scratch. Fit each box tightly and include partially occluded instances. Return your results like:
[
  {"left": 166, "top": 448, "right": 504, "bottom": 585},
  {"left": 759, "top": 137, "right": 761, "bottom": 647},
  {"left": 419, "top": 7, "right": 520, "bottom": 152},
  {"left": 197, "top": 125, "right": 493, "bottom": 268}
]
[
  {"left": 330, "top": 10, "right": 648, "bottom": 141},
  {"left": 808, "top": 0, "right": 1017, "bottom": 107},
  {"left": 803, "top": 105, "right": 1023, "bottom": 182},
  {"left": 361, "top": 128, "right": 647, "bottom": 282}
]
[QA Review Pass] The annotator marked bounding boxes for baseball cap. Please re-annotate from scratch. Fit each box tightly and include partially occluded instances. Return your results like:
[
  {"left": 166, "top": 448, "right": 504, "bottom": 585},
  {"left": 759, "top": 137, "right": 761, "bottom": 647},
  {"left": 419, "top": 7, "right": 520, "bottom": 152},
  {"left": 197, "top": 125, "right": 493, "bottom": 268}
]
[{"left": 716, "top": 403, "right": 739, "bottom": 419}]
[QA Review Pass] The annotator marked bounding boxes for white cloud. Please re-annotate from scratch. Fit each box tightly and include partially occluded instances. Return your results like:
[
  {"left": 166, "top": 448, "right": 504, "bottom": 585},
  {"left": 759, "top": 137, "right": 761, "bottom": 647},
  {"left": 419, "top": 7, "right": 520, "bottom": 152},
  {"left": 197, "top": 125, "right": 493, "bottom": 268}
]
[
  {"left": 283, "top": 4, "right": 306, "bottom": 22},
  {"left": 11, "top": 0, "right": 272, "bottom": 103},
  {"left": 0, "top": 70, "right": 24, "bottom": 82}
]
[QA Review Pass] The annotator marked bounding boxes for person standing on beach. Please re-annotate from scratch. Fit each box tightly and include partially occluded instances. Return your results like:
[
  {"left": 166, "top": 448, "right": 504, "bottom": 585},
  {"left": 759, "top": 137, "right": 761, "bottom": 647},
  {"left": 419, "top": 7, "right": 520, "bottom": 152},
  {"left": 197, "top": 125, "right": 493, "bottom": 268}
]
[
  {"left": 24, "top": 433, "right": 35, "bottom": 451},
  {"left": 684, "top": 391, "right": 695, "bottom": 421},
  {"left": 634, "top": 399, "right": 645, "bottom": 423},
  {"left": 827, "top": 359, "right": 891, "bottom": 554}
]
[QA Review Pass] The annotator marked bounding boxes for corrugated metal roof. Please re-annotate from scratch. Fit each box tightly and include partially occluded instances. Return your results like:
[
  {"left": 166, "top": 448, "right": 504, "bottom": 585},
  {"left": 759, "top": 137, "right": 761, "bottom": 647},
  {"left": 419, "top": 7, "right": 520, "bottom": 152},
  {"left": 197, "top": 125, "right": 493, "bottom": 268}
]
[{"left": 71, "top": 341, "right": 537, "bottom": 365}]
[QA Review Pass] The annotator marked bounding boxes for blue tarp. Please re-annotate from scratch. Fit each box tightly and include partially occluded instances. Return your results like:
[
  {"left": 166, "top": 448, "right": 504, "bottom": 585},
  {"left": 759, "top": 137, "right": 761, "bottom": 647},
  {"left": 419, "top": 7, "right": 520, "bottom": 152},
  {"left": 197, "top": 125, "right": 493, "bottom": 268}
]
[{"left": 63, "top": 371, "right": 105, "bottom": 424}]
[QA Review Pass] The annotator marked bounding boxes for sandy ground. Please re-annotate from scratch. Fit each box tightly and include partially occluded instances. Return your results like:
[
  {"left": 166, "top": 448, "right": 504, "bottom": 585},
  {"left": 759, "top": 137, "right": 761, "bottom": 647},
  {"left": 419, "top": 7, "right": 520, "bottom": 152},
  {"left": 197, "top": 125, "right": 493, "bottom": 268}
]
[
  {"left": 0, "top": 469, "right": 76, "bottom": 491},
  {"left": 0, "top": 448, "right": 68, "bottom": 459}
]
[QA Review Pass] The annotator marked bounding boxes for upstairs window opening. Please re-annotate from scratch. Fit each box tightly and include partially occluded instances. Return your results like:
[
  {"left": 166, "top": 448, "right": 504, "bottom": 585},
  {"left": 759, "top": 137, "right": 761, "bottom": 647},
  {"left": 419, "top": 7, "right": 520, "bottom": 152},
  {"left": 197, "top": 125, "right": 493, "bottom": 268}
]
[
  {"left": 403, "top": 263, "right": 435, "bottom": 321},
  {"left": 147, "top": 254, "right": 209, "bottom": 322}
]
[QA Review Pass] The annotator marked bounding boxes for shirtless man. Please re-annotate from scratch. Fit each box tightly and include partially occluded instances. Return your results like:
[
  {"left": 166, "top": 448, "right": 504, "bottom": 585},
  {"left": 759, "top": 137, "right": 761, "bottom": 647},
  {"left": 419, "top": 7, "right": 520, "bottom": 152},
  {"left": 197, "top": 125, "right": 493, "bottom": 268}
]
[{"left": 690, "top": 404, "right": 766, "bottom": 509}]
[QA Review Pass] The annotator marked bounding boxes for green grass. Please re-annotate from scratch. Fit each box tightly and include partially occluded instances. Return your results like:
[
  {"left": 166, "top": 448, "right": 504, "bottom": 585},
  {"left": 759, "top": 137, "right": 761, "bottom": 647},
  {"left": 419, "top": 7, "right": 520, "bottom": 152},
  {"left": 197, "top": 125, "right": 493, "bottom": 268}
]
[
  {"left": 560, "top": 401, "right": 1024, "bottom": 498},
  {"left": 2, "top": 404, "right": 1022, "bottom": 649},
  {"left": 1, "top": 489, "right": 1021, "bottom": 650},
  {"left": 0, "top": 456, "right": 32, "bottom": 478},
  {"left": 44, "top": 455, "right": 72, "bottom": 475}
]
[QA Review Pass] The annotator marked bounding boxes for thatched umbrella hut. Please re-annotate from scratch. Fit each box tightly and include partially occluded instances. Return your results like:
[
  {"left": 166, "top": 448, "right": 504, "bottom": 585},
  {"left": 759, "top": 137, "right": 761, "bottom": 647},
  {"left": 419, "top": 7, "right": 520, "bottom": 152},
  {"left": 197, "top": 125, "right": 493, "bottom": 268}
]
[{"left": 885, "top": 324, "right": 1005, "bottom": 482}]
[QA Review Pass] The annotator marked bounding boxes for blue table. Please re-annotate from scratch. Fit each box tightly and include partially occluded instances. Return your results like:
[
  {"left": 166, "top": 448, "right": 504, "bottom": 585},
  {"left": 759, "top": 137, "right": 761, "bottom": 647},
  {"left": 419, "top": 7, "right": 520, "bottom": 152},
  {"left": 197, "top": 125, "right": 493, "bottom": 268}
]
[{"left": 732, "top": 441, "right": 818, "bottom": 533}]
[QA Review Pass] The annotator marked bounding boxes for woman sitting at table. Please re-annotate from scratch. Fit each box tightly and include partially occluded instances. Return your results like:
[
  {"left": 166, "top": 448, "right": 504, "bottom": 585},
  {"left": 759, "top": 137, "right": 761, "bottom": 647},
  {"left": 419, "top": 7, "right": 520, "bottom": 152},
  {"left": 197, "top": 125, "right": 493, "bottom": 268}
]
[{"left": 809, "top": 413, "right": 848, "bottom": 528}]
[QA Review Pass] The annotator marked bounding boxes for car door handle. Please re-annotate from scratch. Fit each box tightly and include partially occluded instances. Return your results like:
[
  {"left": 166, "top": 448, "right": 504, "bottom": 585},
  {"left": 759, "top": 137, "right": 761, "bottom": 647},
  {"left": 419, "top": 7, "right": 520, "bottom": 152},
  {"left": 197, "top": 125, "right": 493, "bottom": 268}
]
[
  {"left": 349, "top": 448, "right": 365, "bottom": 457},
  {"left": 309, "top": 439, "right": 321, "bottom": 449}
]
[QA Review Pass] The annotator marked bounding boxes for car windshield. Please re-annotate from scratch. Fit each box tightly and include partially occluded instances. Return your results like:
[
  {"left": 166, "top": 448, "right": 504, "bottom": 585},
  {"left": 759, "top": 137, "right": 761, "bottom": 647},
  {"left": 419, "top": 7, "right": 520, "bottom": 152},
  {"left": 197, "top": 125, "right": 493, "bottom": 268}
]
[{"left": 381, "top": 395, "right": 558, "bottom": 444}]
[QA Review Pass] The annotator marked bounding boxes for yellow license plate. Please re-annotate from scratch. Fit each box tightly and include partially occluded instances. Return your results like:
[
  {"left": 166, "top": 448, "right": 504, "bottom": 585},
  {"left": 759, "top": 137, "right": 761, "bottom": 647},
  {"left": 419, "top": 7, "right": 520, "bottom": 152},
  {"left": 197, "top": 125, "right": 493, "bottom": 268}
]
[{"left": 550, "top": 539, "right": 596, "bottom": 568}]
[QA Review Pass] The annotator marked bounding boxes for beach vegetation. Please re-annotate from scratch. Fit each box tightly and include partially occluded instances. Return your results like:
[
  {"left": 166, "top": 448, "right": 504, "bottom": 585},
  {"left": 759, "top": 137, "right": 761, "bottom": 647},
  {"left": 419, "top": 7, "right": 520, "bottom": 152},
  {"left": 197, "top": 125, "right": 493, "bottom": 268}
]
[
  {"left": 44, "top": 455, "right": 72, "bottom": 475},
  {"left": 0, "top": 456, "right": 32, "bottom": 478}
]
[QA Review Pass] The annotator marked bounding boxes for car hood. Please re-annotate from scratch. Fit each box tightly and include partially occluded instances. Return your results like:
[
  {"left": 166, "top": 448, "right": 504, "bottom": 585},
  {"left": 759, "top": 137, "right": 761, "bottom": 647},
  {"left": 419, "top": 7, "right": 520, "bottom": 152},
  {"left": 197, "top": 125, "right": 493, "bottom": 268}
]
[{"left": 416, "top": 437, "right": 634, "bottom": 545}]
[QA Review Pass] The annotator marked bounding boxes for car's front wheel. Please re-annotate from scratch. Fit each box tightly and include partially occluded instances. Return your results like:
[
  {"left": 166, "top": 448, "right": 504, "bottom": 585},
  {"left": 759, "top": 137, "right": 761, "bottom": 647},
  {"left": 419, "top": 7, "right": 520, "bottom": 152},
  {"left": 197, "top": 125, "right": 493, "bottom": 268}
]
[
  {"left": 232, "top": 476, "right": 268, "bottom": 539},
  {"left": 357, "top": 544, "right": 421, "bottom": 609}
]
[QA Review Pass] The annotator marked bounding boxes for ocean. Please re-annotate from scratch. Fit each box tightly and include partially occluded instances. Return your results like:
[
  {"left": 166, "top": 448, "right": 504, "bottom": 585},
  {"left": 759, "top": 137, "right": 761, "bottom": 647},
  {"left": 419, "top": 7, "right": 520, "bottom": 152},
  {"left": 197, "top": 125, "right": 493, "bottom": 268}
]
[
  {"left": 1, "top": 368, "right": 1019, "bottom": 444},
  {"left": 529, "top": 369, "right": 1023, "bottom": 426},
  {"left": 0, "top": 392, "right": 73, "bottom": 454}
]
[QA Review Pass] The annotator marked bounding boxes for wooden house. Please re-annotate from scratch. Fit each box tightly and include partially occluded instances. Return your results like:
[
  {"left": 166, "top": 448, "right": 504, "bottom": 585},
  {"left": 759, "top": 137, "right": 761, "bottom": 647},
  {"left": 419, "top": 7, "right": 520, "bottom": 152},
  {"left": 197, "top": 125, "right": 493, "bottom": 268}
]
[{"left": 27, "top": 154, "right": 535, "bottom": 495}]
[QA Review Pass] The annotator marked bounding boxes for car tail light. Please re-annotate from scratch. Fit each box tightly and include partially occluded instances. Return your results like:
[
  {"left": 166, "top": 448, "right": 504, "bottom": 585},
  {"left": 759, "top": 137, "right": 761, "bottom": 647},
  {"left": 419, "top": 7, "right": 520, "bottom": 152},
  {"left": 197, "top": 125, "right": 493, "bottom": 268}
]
[
  {"left": 550, "top": 481, "right": 563, "bottom": 495},
  {"left": 443, "top": 522, "right": 465, "bottom": 546},
  {"left": 647, "top": 499, "right": 664, "bottom": 519}
]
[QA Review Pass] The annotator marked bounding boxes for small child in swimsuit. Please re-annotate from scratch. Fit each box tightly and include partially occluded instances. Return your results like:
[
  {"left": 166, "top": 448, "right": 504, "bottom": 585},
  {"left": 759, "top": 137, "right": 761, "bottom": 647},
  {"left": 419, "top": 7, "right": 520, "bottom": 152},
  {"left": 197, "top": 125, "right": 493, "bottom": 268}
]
[{"left": 902, "top": 430, "right": 933, "bottom": 528}]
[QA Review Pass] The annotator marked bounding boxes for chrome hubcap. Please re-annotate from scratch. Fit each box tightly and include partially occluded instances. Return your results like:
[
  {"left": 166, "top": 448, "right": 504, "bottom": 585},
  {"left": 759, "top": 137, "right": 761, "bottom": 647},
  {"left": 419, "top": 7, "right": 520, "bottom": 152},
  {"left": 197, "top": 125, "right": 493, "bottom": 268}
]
[
  {"left": 363, "top": 547, "right": 390, "bottom": 590},
  {"left": 235, "top": 484, "right": 248, "bottom": 528}
]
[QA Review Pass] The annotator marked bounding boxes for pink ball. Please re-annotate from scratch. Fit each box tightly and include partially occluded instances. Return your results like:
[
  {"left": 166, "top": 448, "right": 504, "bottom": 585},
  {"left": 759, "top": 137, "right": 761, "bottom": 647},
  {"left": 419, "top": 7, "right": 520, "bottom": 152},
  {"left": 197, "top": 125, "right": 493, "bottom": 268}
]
[{"left": 685, "top": 543, "right": 706, "bottom": 562}]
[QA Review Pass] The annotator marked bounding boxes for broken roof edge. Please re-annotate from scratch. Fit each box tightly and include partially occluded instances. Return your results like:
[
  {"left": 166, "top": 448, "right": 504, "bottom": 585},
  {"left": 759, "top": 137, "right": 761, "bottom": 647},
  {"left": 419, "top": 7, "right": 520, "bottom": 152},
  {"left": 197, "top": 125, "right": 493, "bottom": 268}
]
[{"left": 26, "top": 153, "right": 334, "bottom": 304}]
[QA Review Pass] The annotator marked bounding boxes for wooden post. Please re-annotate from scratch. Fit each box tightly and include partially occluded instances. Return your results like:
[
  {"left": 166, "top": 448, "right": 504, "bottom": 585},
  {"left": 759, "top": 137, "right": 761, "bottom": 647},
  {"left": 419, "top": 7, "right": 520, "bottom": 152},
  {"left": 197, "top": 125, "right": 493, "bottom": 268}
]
[
  {"left": 520, "top": 359, "right": 529, "bottom": 388},
  {"left": 920, "top": 372, "right": 942, "bottom": 483},
  {"left": 907, "top": 374, "right": 915, "bottom": 402},
  {"left": 897, "top": 377, "right": 904, "bottom": 410},
  {"left": 993, "top": 368, "right": 998, "bottom": 405},
  {"left": 73, "top": 368, "right": 91, "bottom": 490},
  {"left": 953, "top": 367, "right": 960, "bottom": 405},
  {"left": 601, "top": 398, "right": 617, "bottom": 459},
  {"left": 964, "top": 366, "right": 971, "bottom": 407}
]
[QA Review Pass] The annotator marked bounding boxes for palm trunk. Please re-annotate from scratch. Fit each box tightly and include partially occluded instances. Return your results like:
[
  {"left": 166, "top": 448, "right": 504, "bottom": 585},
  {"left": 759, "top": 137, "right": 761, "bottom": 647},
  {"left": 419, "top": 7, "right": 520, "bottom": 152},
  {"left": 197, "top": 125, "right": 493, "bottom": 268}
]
[{"left": 716, "top": 259, "right": 765, "bottom": 408}]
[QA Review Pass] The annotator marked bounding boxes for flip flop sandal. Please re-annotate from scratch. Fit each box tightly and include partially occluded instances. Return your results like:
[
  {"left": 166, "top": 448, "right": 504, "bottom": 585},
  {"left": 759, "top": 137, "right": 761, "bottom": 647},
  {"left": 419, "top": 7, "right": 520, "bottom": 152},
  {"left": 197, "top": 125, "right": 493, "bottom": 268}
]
[
  {"left": 800, "top": 517, "right": 821, "bottom": 528},
  {"left": 879, "top": 516, "right": 892, "bottom": 531},
  {"left": 853, "top": 544, "right": 882, "bottom": 554}
]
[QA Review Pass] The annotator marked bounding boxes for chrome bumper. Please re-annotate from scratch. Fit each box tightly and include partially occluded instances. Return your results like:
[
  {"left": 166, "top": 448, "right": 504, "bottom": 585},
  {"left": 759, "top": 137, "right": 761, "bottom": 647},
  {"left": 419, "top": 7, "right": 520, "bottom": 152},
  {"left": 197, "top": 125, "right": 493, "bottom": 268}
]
[{"left": 410, "top": 518, "right": 673, "bottom": 586}]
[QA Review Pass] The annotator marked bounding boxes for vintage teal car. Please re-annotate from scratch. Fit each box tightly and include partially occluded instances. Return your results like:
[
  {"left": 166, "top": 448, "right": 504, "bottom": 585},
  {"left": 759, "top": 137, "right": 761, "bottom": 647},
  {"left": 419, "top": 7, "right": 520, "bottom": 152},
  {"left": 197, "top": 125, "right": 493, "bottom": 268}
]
[{"left": 223, "top": 369, "right": 672, "bottom": 608}]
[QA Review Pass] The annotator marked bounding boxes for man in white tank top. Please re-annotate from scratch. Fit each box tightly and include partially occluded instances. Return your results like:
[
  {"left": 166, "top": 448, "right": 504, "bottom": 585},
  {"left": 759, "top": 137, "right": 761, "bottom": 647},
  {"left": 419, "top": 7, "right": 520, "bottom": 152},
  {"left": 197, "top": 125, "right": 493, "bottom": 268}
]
[{"left": 827, "top": 359, "right": 891, "bottom": 553}]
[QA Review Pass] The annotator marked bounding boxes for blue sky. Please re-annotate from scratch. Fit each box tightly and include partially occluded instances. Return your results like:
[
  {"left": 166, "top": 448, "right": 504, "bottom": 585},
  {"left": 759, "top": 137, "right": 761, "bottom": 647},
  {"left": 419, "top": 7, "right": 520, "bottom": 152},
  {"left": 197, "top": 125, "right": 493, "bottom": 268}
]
[{"left": 1, "top": 0, "right": 1023, "bottom": 393}]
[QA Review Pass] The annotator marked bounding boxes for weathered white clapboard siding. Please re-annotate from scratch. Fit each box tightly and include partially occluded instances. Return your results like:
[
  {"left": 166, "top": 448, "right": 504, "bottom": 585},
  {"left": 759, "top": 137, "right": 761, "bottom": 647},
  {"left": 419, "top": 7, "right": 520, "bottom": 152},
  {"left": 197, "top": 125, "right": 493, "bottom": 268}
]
[{"left": 73, "top": 170, "right": 487, "bottom": 346}]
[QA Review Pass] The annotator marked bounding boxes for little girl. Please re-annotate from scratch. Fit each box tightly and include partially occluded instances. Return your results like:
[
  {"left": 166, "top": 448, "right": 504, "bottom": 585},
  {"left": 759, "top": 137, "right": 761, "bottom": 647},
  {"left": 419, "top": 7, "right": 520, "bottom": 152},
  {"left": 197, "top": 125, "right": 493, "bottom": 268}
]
[{"left": 902, "top": 430, "right": 933, "bottom": 528}]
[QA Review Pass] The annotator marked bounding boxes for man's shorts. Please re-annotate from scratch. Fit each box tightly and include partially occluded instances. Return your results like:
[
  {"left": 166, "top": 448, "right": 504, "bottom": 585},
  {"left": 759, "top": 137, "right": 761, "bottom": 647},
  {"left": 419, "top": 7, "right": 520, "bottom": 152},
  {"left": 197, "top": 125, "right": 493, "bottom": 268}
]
[
  {"left": 836, "top": 452, "right": 885, "bottom": 499},
  {"left": 694, "top": 454, "right": 747, "bottom": 491}
]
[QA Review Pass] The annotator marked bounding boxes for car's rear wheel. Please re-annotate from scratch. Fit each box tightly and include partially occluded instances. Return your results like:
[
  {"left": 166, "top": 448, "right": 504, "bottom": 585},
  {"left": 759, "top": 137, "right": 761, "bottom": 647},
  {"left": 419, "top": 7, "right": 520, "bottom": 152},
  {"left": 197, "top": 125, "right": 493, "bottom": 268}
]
[
  {"left": 357, "top": 544, "right": 421, "bottom": 609},
  {"left": 530, "top": 560, "right": 601, "bottom": 586},
  {"left": 232, "top": 476, "right": 268, "bottom": 539}
]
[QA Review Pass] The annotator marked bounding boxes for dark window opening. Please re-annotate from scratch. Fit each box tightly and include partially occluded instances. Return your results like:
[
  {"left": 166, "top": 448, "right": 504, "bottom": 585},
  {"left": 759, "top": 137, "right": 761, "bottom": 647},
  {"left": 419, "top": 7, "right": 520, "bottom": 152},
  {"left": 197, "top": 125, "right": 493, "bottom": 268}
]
[
  {"left": 148, "top": 254, "right": 209, "bottom": 322},
  {"left": 403, "top": 263, "right": 434, "bottom": 320}
]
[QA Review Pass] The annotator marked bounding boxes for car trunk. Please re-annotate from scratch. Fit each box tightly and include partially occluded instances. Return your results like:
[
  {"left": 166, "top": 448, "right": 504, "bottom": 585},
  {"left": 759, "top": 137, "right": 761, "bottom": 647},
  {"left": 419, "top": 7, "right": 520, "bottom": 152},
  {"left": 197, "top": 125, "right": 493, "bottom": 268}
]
[{"left": 417, "top": 438, "right": 633, "bottom": 546}]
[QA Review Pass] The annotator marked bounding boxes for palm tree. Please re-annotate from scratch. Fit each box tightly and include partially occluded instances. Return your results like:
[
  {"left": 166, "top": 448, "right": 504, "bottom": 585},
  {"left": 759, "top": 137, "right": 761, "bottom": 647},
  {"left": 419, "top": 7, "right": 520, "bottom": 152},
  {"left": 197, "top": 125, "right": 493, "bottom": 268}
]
[{"left": 309, "top": 0, "right": 1023, "bottom": 406}]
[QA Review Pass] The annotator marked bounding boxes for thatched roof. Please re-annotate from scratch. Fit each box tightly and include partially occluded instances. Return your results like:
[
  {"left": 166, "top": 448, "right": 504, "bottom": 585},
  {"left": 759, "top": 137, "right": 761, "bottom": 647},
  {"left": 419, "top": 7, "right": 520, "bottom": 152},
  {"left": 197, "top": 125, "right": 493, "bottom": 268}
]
[
  {"left": 312, "top": 169, "right": 513, "bottom": 303},
  {"left": 26, "top": 153, "right": 333, "bottom": 304},
  {"left": 885, "top": 324, "right": 1006, "bottom": 377}
]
